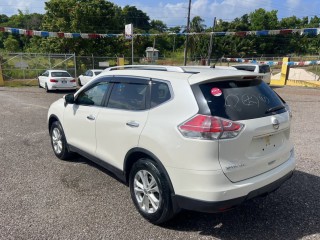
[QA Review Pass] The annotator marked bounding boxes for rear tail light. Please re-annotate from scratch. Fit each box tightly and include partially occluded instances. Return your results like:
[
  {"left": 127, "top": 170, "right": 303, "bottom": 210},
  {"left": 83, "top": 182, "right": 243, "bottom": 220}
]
[
  {"left": 178, "top": 114, "right": 244, "bottom": 140},
  {"left": 70, "top": 79, "right": 76, "bottom": 82},
  {"left": 50, "top": 79, "right": 58, "bottom": 83}
]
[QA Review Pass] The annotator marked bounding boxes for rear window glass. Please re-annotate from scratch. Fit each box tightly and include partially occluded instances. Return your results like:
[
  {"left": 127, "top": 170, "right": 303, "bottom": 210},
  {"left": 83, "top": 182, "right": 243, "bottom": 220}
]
[
  {"left": 199, "top": 79, "right": 285, "bottom": 121},
  {"left": 233, "top": 66, "right": 256, "bottom": 72},
  {"left": 151, "top": 81, "right": 171, "bottom": 108},
  {"left": 51, "top": 71, "right": 71, "bottom": 77},
  {"left": 259, "top": 65, "right": 270, "bottom": 73}
]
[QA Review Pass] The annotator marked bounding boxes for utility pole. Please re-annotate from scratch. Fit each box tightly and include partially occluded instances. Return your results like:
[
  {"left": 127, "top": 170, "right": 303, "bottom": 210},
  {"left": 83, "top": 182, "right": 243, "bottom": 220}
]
[
  {"left": 207, "top": 17, "right": 216, "bottom": 66},
  {"left": 152, "top": 37, "right": 156, "bottom": 63},
  {"left": 183, "top": 0, "right": 192, "bottom": 66}
]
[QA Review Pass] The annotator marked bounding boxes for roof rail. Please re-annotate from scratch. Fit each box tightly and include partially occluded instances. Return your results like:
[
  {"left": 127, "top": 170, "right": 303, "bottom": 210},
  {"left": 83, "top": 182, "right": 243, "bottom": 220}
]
[{"left": 105, "top": 65, "right": 186, "bottom": 73}]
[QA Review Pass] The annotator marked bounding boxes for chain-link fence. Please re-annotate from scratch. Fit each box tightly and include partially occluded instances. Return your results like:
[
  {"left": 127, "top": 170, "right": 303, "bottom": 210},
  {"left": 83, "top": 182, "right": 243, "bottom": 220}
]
[
  {"left": 1, "top": 52, "right": 320, "bottom": 81},
  {"left": 0, "top": 52, "right": 76, "bottom": 80}
]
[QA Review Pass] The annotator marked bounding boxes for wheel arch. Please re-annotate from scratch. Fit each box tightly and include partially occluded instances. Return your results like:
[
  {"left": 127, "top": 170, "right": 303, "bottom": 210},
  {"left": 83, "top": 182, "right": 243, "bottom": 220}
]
[
  {"left": 124, "top": 148, "right": 175, "bottom": 195},
  {"left": 48, "top": 114, "right": 60, "bottom": 133}
]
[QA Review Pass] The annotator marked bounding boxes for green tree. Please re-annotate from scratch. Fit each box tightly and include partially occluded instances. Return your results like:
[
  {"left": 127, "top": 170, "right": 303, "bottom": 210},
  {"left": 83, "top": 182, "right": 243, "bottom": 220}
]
[
  {"left": 122, "top": 6, "right": 150, "bottom": 31},
  {"left": 249, "top": 9, "right": 278, "bottom": 30},
  {"left": 150, "top": 20, "right": 167, "bottom": 33},
  {"left": 229, "top": 14, "right": 250, "bottom": 31},
  {"left": 279, "top": 16, "right": 302, "bottom": 29},
  {"left": 4, "top": 35, "right": 20, "bottom": 52},
  {"left": 0, "top": 14, "right": 9, "bottom": 24},
  {"left": 38, "top": 0, "right": 124, "bottom": 55},
  {"left": 188, "top": 16, "right": 208, "bottom": 60},
  {"left": 308, "top": 16, "right": 320, "bottom": 28}
]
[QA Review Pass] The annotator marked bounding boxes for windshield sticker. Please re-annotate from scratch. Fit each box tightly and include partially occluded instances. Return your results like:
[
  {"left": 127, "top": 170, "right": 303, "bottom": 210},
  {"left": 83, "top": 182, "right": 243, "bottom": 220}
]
[{"left": 211, "top": 88, "right": 222, "bottom": 97}]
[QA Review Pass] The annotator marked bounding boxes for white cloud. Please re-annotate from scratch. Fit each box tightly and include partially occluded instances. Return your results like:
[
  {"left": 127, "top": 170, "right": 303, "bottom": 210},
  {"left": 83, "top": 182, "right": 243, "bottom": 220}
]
[
  {"left": 286, "top": 0, "right": 301, "bottom": 8},
  {"left": 141, "top": 0, "right": 273, "bottom": 27},
  {"left": 1, "top": 0, "right": 45, "bottom": 16}
]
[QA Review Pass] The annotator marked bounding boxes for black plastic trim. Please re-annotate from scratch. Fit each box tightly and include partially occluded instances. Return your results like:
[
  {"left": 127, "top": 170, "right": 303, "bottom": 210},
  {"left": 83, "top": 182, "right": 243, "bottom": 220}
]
[
  {"left": 124, "top": 148, "right": 175, "bottom": 195},
  {"left": 48, "top": 114, "right": 60, "bottom": 132},
  {"left": 68, "top": 145, "right": 126, "bottom": 183},
  {"left": 190, "top": 84, "right": 211, "bottom": 115},
  {"left": 174, "top": 171, "right": 294, "bottom": 213}
]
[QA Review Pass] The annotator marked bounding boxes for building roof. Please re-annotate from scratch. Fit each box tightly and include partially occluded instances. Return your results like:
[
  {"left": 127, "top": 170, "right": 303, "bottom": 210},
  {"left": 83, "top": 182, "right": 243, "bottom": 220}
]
[{"left": 145, "top": 47, "right": 159, "bottom": 52}]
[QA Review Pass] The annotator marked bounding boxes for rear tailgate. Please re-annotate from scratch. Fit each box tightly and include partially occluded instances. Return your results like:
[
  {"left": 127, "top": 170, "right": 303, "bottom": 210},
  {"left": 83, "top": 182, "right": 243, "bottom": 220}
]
[
  {"left": 196, "top": 78, "right": 293, "bottom": 182},
  {"left": 53, "top": 77, "right": 75, "bottom": 87},
  {"left": 219, "top": 113, "right": 292, "bottom": 182}
]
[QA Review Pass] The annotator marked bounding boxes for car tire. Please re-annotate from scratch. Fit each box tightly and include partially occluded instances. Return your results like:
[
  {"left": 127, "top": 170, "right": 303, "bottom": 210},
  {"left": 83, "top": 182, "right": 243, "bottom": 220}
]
[
  {"left": 129, "top": 159, "right": 174, "bottom": 224},
  {"left": 45, "top": 83, "right": 50, "bottom": 93},
  {"left": 38, "top": 78, "right": 41, "bottom": 88},
  {"left": 50, "top": 121, "right": 72, "bottom": 160}
]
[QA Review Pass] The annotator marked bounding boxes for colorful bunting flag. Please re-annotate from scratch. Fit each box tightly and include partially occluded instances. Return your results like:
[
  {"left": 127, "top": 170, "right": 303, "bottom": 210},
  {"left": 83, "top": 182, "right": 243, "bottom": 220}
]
[{"left": 1, "top": 26, "right": 320, "bottom": 39}]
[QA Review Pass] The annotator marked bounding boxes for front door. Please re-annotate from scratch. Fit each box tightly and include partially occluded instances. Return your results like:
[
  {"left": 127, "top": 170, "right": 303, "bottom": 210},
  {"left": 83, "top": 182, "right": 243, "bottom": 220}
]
[{"left": 63, "top": 81, "right": 110, "bottom": 156}]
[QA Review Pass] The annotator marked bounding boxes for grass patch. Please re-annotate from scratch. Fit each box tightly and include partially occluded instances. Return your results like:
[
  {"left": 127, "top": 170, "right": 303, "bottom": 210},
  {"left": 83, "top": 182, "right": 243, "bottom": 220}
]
[{"left": 4, "top": 79, "right": 38, "bottom": 87}]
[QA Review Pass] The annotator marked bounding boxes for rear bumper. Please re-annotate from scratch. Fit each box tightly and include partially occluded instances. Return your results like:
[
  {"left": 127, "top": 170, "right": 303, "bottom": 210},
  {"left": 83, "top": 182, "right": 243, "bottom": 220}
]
[
  {"left": 167, "top": 148, "right": 295, "bottom": 212},
  {"left": 173, "top": 170, "right": 293, "bottom": 213},
  {"left": 50, "top": 85, "right": 77, "bottom": 90}
]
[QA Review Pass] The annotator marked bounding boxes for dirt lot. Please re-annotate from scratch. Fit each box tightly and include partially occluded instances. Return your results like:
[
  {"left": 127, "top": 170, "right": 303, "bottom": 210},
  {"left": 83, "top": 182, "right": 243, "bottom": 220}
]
[{"left": 0, "top": 86, "right": 319, "bottom": 240}]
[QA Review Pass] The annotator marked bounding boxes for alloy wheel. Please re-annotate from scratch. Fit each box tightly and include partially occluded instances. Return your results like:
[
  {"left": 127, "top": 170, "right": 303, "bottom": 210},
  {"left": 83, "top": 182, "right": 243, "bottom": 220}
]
[
  {"left": 52, "top": 127, "right": 63, "bottom": 154},
  {"left": 134, "top": 170, "right": 161, "bottom": 214}
]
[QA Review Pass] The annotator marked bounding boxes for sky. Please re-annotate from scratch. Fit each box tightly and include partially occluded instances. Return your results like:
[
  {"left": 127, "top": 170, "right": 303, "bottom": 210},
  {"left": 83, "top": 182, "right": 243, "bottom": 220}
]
[{"left": 1, "top": 0, "right": 320, "bottom": 28}]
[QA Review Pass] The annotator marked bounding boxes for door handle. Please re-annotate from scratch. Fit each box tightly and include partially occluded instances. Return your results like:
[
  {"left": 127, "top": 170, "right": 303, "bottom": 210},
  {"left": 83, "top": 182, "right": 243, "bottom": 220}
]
[
  {"left": 87, "top": 115, "right": 96, "bottom": 121},
  {"left": 126, "top": 121, "right": 139, "bottom": 128}
]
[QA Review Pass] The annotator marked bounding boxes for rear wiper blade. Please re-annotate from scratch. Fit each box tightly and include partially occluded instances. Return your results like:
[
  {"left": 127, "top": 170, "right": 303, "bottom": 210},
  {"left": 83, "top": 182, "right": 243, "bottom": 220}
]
[{"left": 265, "top": 105, "right": 285, "bottom": 114}]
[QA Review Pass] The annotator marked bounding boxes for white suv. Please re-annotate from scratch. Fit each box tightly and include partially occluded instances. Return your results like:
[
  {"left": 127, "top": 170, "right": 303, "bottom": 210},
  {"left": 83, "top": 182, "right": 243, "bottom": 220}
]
[{"left": 47, "top": 65, "right": 295, "bottom": 224}]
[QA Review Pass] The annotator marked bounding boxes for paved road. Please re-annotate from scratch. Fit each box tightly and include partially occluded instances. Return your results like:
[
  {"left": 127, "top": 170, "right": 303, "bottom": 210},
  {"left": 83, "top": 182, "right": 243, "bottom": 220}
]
[{"left": 0, "top": 86, "right": 319, "bottom": 240}]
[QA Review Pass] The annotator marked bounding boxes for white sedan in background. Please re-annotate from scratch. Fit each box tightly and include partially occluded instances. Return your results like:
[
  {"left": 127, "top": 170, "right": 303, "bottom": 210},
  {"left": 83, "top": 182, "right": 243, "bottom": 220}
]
[
  {"left": 78, "top": 69, "right": 103, "bottom": 86},
  {"left": 38, "top": 70, "right": 77, "bottom": 92}
]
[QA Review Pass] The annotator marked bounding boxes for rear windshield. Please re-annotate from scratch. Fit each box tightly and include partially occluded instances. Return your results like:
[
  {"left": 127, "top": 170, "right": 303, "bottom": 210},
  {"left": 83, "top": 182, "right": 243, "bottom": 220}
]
[
  {"left": 51, "top": 72, "right": 71, "bottom": 77},
  {"left": 259, "top": 65, "right": 270, "bottom": 73},
  {"left": 233, "top": 65, "right": 256, "bottom": 72},
  {"left": 199, "top": 79, "right": 285, "bottom": 121},
  {"left": 94, "top": 71, "right": 102, "bottom": 75}
]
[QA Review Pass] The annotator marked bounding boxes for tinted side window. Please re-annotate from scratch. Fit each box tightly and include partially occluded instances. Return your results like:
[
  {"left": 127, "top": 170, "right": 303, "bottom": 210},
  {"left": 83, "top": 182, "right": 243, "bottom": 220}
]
[
  {"left": 108, "top": 83, "right": 147, "bottom": 110},
  {"left": 199, "top": 79, "right": 285, "bottom": 121},
  {"left": 151, "top": 81, "right": 171, "bottom": 108},
  {"left": 76, "top": 82, "right": 109, "bottom": 106}
]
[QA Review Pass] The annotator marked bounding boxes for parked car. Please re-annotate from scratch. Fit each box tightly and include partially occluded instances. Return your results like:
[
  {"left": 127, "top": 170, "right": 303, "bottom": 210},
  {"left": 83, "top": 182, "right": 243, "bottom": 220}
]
[
  {"left": 47, "top": 65, "right": 295, "bottom": 224},
  {"left": 78, "top": 69, "right": 103, "bottom": 86},
  {"left": 38, "top": 70, "right": 77, "bottom": 92},
  {"left": 232, "top": 64, "right": 271, "bottom": 84}
]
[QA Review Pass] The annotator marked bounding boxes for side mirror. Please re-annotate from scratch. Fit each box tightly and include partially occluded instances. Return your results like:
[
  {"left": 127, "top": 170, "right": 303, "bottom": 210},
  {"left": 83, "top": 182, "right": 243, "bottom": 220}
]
[{"left": 64, "top": 93, "right": 75, "bottom": 106}]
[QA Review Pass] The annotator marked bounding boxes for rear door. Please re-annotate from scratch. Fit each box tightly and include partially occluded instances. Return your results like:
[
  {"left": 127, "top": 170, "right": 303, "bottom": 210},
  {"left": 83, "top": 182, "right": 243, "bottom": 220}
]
[
  {"left": 95, "top": 77, "right": 150, "bottom": 170},
  {"left": 39, "top": 71, "right": 49, "bottom": 87},
  {"left": 198, "top": 79, "right": 293, "bottom": 182}
]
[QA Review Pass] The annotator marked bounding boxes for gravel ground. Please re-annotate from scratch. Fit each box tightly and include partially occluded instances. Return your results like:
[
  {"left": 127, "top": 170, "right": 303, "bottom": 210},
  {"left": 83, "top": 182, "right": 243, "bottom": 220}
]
[{"left": 0, "top": 86, "right": 319, "bottom": 240}]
